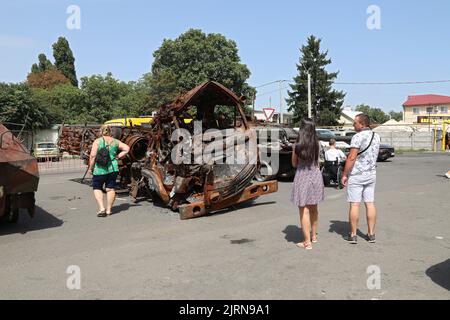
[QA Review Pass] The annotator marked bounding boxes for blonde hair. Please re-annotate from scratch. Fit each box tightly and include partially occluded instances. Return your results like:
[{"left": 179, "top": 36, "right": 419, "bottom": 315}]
[{"left": 100, "top": 125, "right": 111, "bottom": 136}]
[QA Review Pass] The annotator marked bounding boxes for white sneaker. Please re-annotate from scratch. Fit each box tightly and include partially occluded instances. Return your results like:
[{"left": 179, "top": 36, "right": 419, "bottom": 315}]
[{"left": 445, "top": 172, "right": 450, "bottom": 179}]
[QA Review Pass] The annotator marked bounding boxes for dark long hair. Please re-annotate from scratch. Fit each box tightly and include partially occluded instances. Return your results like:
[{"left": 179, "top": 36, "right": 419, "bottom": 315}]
[{"left": 295, "top": 118, "right": 319, "bottom": 166}]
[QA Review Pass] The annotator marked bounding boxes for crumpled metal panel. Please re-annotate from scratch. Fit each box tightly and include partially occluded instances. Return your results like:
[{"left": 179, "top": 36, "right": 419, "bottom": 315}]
[
  {"left": 0, "top": 123, "right": 39, "bottom": 219},
  {"left": 143, "top": 81, "right": 278, "bottom": 219},
  {"left": 59, "top": 81, "right": 278, "bottom": 219}
]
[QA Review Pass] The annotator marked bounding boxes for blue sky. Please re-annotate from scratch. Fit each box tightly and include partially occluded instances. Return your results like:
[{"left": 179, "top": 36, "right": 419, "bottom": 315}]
[{"left": 1, "top": 0, "right": 450, "bottom": 113}]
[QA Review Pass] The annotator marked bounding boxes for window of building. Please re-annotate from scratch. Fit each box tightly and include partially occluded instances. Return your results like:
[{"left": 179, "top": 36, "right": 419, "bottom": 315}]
[
  {"left": 413, "top": 107, "right": 420, "bottom": 114},
  {"left": 440, "top": 106, "right": 448, "bottom": 114},
  {"left": 426, "top": 107, "right": 433, "bottom": 113}
]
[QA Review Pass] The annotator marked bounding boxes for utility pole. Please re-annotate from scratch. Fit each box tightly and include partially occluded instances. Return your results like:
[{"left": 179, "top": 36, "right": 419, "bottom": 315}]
[
  {"left": 307, "top": 72, "right": 312, "bottom": 119},
  {"left": 278, "top": 81, "right": 283, "bottom": 124},
  {"left": 252, "top": 92, "right": 256, "bottom": 120}
]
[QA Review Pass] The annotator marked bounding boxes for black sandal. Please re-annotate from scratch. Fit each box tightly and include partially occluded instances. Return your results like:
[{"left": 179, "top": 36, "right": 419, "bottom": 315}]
[{"left": 97, "top": 210, "right": 107, "bottom": 217}]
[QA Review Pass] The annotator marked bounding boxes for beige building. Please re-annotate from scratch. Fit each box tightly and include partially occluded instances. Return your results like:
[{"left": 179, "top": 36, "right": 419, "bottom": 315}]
[
  {"left": 253, "top": 110, "right": 294, "bottom": 124},
  {"left": 403, "top": 94, "right": 450, "bottom": 124},
  {"left": 339, "top": 107, "right": 362, "bottom": 127}
]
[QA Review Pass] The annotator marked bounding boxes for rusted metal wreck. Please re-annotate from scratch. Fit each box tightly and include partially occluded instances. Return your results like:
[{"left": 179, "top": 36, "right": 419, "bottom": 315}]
[
  {"left": 0, "top": 123, "right": 39, "bottom": 223},
  {"left": 59, "top": 81, "right": 278, "bottom": 219}
]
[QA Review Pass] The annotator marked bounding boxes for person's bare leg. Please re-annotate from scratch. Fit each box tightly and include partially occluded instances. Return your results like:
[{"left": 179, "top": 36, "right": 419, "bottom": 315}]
[
  {"left": 365, "top": 202, "right": 377, "bottom": 235},
  {"left": 93, "top": 190, "right": 105, "bottom": 212},
  {"left": 299, "top": 206, "right": 311, "bottom": 246},
  {"left": 349, "top": 203, "right": 360, "bottom": 236},
  {"left": 105, "top": 188, "right": 116, "bottom": 214},
  {"left": 308, "top": 205, "right": 319, "bottom": 241}
]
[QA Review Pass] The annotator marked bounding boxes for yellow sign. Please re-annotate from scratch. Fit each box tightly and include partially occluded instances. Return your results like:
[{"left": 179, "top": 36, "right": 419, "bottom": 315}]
[{"left": 417, "top": 116, "right": 450, "bottom": 124}]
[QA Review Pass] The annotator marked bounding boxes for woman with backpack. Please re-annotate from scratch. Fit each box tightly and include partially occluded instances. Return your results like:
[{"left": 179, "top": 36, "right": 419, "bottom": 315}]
[
  {"left": 88, "top": 125, "right": 130, "bottom": 217},
  {"left": 291, "top": 118, "right": 324, "bottom": 250}
]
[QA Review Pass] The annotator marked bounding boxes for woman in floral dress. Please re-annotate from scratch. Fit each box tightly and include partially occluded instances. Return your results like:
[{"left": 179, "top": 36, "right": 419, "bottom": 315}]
[{"left": 291, "top": 118, "right": 324, "bottom": 250}]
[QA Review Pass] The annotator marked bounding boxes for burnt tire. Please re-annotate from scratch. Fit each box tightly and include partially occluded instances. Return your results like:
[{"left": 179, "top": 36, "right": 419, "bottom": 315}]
[{"left": 7, "top": 209, "right": 19, "bottom": 223}]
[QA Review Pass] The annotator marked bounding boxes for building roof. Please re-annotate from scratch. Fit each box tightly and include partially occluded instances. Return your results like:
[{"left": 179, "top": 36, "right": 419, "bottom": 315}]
[
  {"left": 373, "top": 119, "right": 414, "bottom": 132},
  {"left": 382, "top": 119, "right": 399, "bottom": 125},
  {"left": 340, "top": 107, "right": 362, "bottom": 121},
  {"left": 339, "top": 107, "right": 362, "bottom": 124},
  {"left": 403, "top": 94, "right": 450, "bottom": 107}
]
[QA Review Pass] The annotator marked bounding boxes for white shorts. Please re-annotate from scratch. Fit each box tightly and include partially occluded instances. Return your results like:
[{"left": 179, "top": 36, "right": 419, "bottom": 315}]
[{"left": 347, "top": 174, "right": 376, "bottom": 203}]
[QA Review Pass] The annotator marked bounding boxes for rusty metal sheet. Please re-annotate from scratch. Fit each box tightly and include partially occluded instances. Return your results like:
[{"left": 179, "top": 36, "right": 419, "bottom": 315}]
[
  {"left": 59, "top": 81, "right": 278, "bottom": 219},
  {"left": 0, "top": 123, "right": 39, "bottom": 221}
]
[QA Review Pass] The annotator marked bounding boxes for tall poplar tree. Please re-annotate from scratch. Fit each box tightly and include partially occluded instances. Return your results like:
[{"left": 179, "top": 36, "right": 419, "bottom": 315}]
[
  {"left": 286, "top": 35, "right": 345, "bottom": 126},
  {"left": 52, "top": 37, "right": 78, "bottom": 86}
]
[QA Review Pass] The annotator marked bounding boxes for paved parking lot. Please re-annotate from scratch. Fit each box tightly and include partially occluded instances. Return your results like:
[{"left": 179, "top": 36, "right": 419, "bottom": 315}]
[{"left": 0, "top": 153, "right": 449, "bottom": 299}]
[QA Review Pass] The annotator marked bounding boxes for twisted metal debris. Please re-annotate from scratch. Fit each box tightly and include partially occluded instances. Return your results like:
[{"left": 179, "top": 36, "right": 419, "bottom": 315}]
[{"left": 59, "top": 81, "right": 278, "bottom": 219}]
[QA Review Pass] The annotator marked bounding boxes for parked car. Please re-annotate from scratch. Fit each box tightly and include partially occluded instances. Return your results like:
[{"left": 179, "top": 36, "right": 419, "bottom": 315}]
[
  {"left": 251, "top": 125, "right": 295, "bottom": 181},
  {"left": 33, "top": 142, "right": 61, "bottom": 162},
  {"left": 378, "top": 144, "right": 395, "bottom": 161},
  {"left": 316, "top": 129, "right": 350, "bottom": 150},
  {"left": 332, "top": 130, "right": 356, "bottom": 144},
  {"left": 344, "top": 143, "right": 395, "bottom": 162},
  {"left": 282, "top": 127, "right": 299, "bottom": 144}
]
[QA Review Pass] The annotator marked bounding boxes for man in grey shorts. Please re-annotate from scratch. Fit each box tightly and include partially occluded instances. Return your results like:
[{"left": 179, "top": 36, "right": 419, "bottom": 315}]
[{"left": 341, "top": 114, "right": 380, "bottom": 244}]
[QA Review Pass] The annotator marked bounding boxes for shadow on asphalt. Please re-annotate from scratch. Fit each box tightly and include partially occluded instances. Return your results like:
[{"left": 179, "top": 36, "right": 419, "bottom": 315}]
[
  {"left": 282, "top": 225, "right": 303, "bottom": 244},
  {"left": 426, "top": 259, "right": 450, "bottom": 291},
  {"left": 277, "top": 175, "right": 295, "bottom": 183},
  {"left": 0, "top": 206, "right": 63, "bottom": 236},
  {"left": 109, "top": 202, "right": 141, "bottom": 215},
  {"left": 208, "top": 201, "right": 277, "bottom": 217},
  {"left": 328, "top": 220, "right": 366, "bottom": 239}
]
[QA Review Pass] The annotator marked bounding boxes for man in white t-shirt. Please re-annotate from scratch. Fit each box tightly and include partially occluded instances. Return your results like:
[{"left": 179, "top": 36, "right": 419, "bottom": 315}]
[
  {"left": 325, "top": 139, "right": 347, "bottom": 163},
  {"left": 341, "top": 114, "right": 380, "bottom": 245}
]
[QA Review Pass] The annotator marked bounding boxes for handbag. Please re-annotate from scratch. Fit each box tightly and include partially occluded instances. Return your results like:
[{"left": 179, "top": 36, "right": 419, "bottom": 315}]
[{"left": 357, "top": 132, "right": 375, "bottom": 156}]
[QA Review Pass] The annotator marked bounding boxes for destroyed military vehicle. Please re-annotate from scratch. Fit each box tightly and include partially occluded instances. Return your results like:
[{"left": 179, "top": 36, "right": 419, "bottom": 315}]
[{"left": 0, "top": 123, "right": 39, "bottom": 223}]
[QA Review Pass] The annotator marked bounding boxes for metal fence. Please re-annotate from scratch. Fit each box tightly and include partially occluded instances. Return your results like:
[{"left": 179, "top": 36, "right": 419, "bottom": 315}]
[{"left": 37, "top": 157, "right": 87, "bottom": 175}]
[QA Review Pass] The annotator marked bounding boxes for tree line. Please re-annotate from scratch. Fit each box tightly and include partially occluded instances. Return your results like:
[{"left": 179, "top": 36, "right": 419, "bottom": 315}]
[{"left": 0, "top": 30, "right": 401, "bottom": 131}]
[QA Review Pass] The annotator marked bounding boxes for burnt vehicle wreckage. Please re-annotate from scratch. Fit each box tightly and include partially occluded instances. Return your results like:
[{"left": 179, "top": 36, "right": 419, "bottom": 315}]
[
  {"left": 0, "top": 123, "right": 39, "bottom": 223},
  {"left": 59, "top": 81, "right": 278, "bottom": 219}
]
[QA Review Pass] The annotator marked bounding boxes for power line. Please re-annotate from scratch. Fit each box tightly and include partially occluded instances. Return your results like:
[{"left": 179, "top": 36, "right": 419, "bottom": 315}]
[
  {"left": 254, "top": 78, "right": 450, "bottom": 102},
  {"left": 255, "top": 79, "right": 450, "bottom": 88},
  {"left": 256, "top": 85, "right": 289, "bottom": 98},
  {"left": 254, "top": 80, "right": 280, "bottom": 88},
  {"left": 254, "top": 79, "right": 291, "bottom": 88},
  {"left": 335, "top": 80, "right": 450, "bottom": 85}
]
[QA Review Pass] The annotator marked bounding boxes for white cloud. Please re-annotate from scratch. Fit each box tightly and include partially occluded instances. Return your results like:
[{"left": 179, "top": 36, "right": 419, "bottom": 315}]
[{"left": 0, "top": 35, "right": 37, "bottom": 48}]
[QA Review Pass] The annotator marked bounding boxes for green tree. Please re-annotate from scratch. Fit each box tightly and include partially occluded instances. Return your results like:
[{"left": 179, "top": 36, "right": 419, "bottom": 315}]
[
  {"left": 389, "top": 110, "right": 403, "bottom": 121},
  {"left": 355, "top": 104, "right": 389, "bottom": 124},
  {"left": 0, "top": 83, "right": 49, "bottom": 130},
  {"left": 286, "top": 35, "right": 345, "bottom": 126},
  {"left": 52, "top": 37, "right": 78, "bottom": 86},
  {"left": 32, "top": 84, "right": 84, "bottom": 124},
  {"left": 30, "top": 53, "right": 54, "bottom": 73},
  {"left": 148, "top": 29, "right": 255, "bottom": 107},
  {"left": 78, "top": 73, "right": 135, "bottom": 123}
]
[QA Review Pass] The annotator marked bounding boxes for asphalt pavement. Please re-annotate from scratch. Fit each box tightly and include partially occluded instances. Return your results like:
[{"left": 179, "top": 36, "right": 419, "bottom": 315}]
[{"left": 0, "top": 152, "right": 449, "bottom": 299}]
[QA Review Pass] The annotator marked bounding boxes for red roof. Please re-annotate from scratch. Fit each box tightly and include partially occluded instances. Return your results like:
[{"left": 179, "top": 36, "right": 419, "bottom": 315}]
[{"left": 403, "top": 94, "right": 450, "bottom": 107}]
